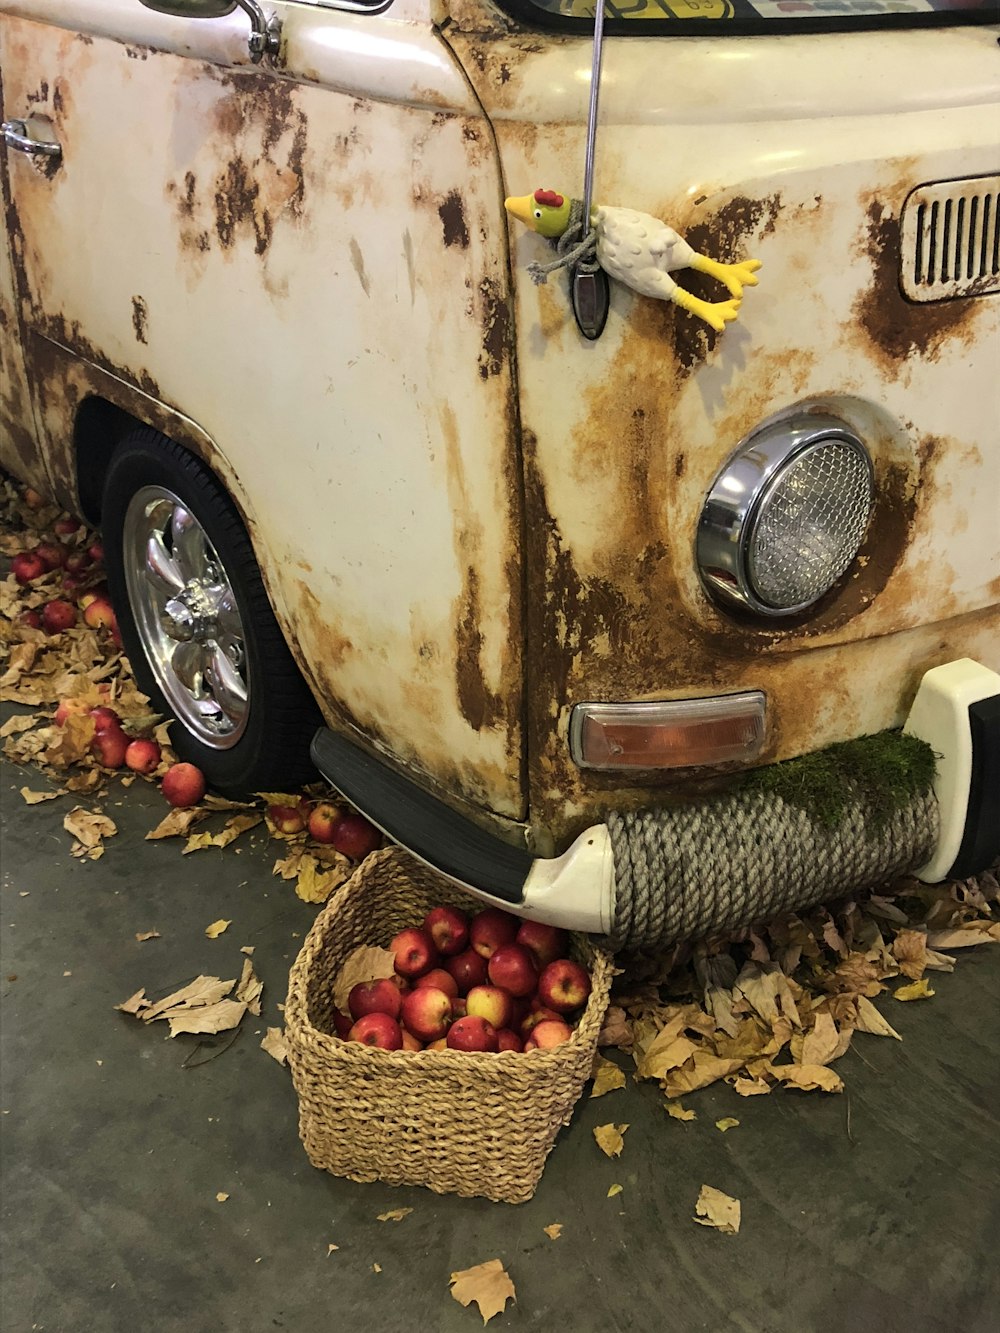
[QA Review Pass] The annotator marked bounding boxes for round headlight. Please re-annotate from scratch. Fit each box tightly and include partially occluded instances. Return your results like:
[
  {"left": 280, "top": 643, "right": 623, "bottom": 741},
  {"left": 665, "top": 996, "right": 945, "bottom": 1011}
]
[{"left": 697, "top": 415, "right": 875, "bottom": 617}]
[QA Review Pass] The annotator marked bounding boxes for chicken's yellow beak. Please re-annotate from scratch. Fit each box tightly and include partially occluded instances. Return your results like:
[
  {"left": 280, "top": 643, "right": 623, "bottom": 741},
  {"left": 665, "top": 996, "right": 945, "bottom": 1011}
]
[{"left": 504, "top": 195, "right": 538, "bottom": 231}]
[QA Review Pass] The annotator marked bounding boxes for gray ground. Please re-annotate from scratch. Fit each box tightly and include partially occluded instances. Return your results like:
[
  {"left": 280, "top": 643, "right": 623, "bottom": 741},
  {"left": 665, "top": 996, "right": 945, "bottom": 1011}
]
[{"left": 1, "top": 758, "right": 998, "bottom": 1333}]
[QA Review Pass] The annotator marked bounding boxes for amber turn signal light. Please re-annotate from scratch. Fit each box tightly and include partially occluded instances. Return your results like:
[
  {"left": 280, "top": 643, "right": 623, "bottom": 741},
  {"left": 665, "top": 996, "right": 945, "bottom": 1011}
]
[{"left": 569, "top": 692, "right": 766, "bottom": 771}]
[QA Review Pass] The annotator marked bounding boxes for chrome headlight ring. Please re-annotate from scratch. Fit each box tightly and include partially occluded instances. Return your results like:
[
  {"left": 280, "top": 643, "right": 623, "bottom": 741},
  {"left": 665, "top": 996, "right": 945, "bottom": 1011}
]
[{"left": 697, "top": 414, "right": 875, "bottom": 618}]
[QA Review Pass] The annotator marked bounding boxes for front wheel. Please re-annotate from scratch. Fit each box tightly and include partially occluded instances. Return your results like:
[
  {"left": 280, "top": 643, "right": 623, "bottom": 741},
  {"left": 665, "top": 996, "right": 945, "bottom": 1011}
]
[{"left": 102, "top": 427, "right": 320, "bottom": 793}]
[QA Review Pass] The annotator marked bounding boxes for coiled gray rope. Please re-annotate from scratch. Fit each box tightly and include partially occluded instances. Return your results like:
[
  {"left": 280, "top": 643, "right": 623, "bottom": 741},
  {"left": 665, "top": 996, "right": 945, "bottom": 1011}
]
[
  {"left": 605, "top": 788, "right": 939, "bottom": 952},
  {"left": 527, "top": 199, "right": 598, "bottom": 286}
]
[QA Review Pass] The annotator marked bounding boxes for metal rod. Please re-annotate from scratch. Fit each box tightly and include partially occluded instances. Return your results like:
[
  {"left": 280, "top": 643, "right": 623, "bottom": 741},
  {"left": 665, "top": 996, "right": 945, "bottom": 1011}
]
[{"left": 581, "top": 1, "right": 607, "bottom": 231}]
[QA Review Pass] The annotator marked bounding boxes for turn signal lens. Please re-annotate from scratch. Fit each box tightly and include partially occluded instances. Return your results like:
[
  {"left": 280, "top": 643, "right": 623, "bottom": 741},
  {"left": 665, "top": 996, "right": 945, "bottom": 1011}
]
[{"left": 569, "top": 692, "right": 766, "bottom": 771}]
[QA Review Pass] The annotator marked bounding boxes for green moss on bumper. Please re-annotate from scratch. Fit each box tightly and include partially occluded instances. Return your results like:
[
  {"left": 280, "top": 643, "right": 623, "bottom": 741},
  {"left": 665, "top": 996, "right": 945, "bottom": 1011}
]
[{"left": 741, "top": 731, "right": 937, "bottom": 829}]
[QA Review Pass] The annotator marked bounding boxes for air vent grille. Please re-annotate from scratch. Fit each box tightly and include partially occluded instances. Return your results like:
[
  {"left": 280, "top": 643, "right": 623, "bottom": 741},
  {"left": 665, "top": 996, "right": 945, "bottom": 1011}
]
[{"left": 900, "top": 175, "right": 1000, "bottom": 302}]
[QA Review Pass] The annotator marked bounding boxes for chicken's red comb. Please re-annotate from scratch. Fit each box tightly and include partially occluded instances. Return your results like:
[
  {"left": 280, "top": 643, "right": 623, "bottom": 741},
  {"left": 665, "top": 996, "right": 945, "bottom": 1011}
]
[{"left": 533, "top": 189, "right": 565, "bottom": 208}]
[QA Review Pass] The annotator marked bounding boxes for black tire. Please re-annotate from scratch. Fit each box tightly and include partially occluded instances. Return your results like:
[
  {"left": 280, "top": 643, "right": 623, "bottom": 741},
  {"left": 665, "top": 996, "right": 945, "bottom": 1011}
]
[{"left": 102, "top": 426, "right": 320, "bottom": 793}]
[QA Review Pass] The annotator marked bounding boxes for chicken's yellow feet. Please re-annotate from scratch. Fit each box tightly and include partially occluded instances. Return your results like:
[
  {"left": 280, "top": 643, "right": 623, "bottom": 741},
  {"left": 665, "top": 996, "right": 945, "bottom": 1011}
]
[
  {"left": 692, "top": 255, "right": 762, "bottom": 300},
  {"left": 673, "top": 289, "right": 742, "bottom": 333}
]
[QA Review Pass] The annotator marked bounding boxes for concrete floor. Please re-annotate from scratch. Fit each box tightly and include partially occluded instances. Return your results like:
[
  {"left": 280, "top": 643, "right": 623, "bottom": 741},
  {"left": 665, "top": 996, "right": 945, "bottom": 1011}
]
[{"left": 1, "top": 759, "right": 998, "bottom": 1333}]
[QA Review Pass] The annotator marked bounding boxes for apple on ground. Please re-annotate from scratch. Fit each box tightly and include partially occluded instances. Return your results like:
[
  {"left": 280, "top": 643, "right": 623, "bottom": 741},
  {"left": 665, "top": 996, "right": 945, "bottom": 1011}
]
[
  {"left": 55, "top": 698, "right": 92, "bottom": 727},
  {"left": 524, "top": 1019, "right": 573, "bottom": 1051},
  {"left": 34, "top": 542, "right": 67, "bottom": 571},
  {"left": 414, "top": 967, "right": 458, "bottom": 999},
  {"left": 161, "top": 762, "right": 207, "bottom": 808},
  {"left": 20, "top": 610, "right": 42, "bottom": 630},
  {"left": 465, "top": 985, "right": 513, "bottom": 1030},
  {"left": 516, "top": 921, "right": 569, "bottom": 970},
  {"left": 348, "top": 978, "right": 402, "bottom": 1022},
  {"left": 520, "top": 1004, "right": 562, "bottom": 1039},
  {"left": 446, "top": 1015, "right": 498, "bottom": 1053},
  {"left": 445, "top": 948, "right": 489, "bottom": 995},
  {"left": 307, "top": 801, "right": 340, "bottom": 844},
  {"left": 82, "top": 598, "right": 116, "bottom": 631},
  {"left": 91, "top": 726, "right": 129, "bottom": 769},
  {"left": 349, "top": 1013, "right": 403, "bottom": 1049},
  {"left": 41, "top": 600, "right": 77, "bottom": 634},
  {"left": 497, "top": 1028, "right": 523, "bottom": 1053},
  {"left": 53, "top": 516, "right": 82, "bottom": 537},
  {"left": 89, "top": 706, "right": 121, "bottom": 734},
  {"left": 63, "top": 550, "right": 92, "bottom": 575},
  {"left": 87, "top": 540, "right": 104, "bottom": 564},
  {"left": 391, "top": 927, "right": 438, "bottom": 979},
  {"left": 487, "top": 944, "right": 538, "bottom": 998},
  {"left": 469, "top": 907, "right": 520, "bottom": 960},
  {"left": 125, "top": 739, "right": 161, "bottom": 775},
  {"left": 537, "top": 959, "right": 592, "bottom": 1014},
  {"left": 328, "top": 812, "right": 380, "bottom": 860},
  {"left": 12, "top": 551, "right": 46, "bottom": 585},
  {"left": 332, "top": 1010, "right": 354, "bottom": 1039},
  {"left": 422, "top": 905, "right": 469, "bottom": 957},
  {"left": 400, "top": 1029, "right": 423, "bottom": 1052},
  {"left": 268, "top": 802, "right": 307, "bottom": 835},
  {"left": 401, "top": 987, "right": 452, "bottom": 1041}
]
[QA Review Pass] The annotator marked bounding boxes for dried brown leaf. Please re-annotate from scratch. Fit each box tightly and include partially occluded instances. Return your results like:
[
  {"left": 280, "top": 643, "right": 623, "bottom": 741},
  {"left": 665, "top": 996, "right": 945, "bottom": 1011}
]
[
  {"left": 260, "top": 1027, "right": 289, "bottom": 1065},
  {"left": 770, "top": 1063, "right": 844, "bottom": 1093},
  {"left": 183, "top": 813, "right": 262, "bottom": 854},
  {"left": 693, "top": 1185, "right": 740, "bottom": 1234},
  {"left": 593, "top": 1123, "right": 628, "bottom": 1158},
  {"left": 166, "top": 998, "right": 247, "bottom": 1037},
  {"left": 135, "top": 931, "right": 160, "bottom": 943},
  {"left": 637, "top": 1032, "right": 699, "bottom": 1081},
  {"left": 926, "top": 927, "right": 999, "bottom": 949},
  {"left": 589, "top": 1054, "right": 627, "bottom": 1098},
  {"left": 141, "top": 975, "right": 235, "bottom": 1022},
  {"left": 376, "top": 1208, "right": 413, "bottom": 1222},
  {"left": 63, "top": 807, "right": 116, "bottom": 849},
  {"left": 597, "top": 1005, "right": 633, "bottom": 1049},
  {"left": 715, "top": 1117, "right": 740, "bottom": 1132},
  {"left": 234, "top": 958, "right": 263, "bottom": 1015},
  {"left": 665, "top": 1101, "right": 697, "bottom": 1121},
  {"left": 1, "top": 713, "right": 41, "bottom": 737},
  {"left": 216, "top": 1192, "right": 229, "bottom": 1203},
  {"left": 892, "top": 929, "right": 930, "bottom": 980},
  {"left": 115, "top": 988, "right": 149, "bottom": 1015},
  {"left": 205, "top": 919, "right": 231, "bottom": 939},
  {"left": 20, "top": 787, "right": 61, "bottom": 804},
  {"left": 662, "top": 1053, "right": 743, "bottom": 1099},
  {"left": 294, "top": 854, "right": 349, "bottom": 905},
  {"left": 146, "top": 807, "right": 209, "bottom": 840},
  {"left": 800, "top": 1012, "right": 851, "bottom": 1067},
  {"left": 333, "top": 945, "right": 397, "bottom": 1013},
  {"left": 607, "top": 1184, "right": 623, "bottom": 1197},
  {"left": 449, "top": 1259, "right": 516, "bottom": 1325},
  {"left": 543, "top": 1224, "right": 563, "bottom": 1240},
  {"left": 731, "top": 1076, "right": 772, "bottom": 1097}
]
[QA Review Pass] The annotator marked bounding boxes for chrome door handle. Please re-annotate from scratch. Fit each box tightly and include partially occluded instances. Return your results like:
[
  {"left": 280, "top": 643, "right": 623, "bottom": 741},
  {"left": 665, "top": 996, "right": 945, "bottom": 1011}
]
[{"left": 2, "top": 119, "right": 62, "bottom": 162}]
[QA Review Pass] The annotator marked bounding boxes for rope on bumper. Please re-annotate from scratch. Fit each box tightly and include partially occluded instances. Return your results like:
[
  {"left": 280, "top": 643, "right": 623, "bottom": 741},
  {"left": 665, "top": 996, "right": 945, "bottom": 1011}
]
[{"left": 605, "top": 787, "right": 939, "bottom": 953}]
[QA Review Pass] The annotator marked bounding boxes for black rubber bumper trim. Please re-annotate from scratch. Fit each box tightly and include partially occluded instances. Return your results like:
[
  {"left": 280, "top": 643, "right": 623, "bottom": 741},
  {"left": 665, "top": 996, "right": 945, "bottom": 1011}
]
[
  {"left": 949, "top": 694, "right": 1000, "bottom": 880},
  {"left": 310, "top": 728, "right": 531, "bottom": 905}
]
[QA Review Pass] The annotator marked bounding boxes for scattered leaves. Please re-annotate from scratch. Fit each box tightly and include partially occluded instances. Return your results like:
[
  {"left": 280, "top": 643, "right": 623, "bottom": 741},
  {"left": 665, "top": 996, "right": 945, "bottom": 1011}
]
[
  {"left": 146, "top": 807, "right": 210, "bottom": 840},
  {"left": 449, "top": 1260, "right": 516, "bottom": 1325},
  {"left": 260, "top": 1028, "right": 289, "bottom": 1065},
  {"left": 63, "top": 806, "right": 116, "bottom": 853},
  {"left": 235, "top": 958, "right": 263, "bottom": 1015},
  {"left": 770, "top": 1063, "right": 844, "bottom": 1094},
  {"left": 20, "top": 787, "right": 61, "bottom": 804},
  {"left": 216, "top": 1193, "right": 229, "bottom": 1203},
  {"left": 590, "top": 1054, "right": 627, "bottom": 1098},
  {"left": 593, "top": 1123, "right": 628, "bottom": 1158},
  {"left": 666, "top": 1101, "right": 697, "bottom": 1122},
  {"left": 183, "top": 813, "right": 262, "bottom": 855},
  {"left": 205, "top": 919, "right": 231, "bottom": 939},
  {"left": 693, "top": 1185, "right": 740, "bottom": 1234},
  {"left": 715, "top": 1118, "right": 740, "bottom": 1132},
  {"left": 542, "top": 1224, "right": 563, "bottom": 1240},
  {"left": 376, "top": 1208, "right": 413, "bottom": 1223},
  {"left": 134, "top": 931, "right": 160, "bottom": 943},
  {"left": 607, "top": 1184, "right": 623, "bottom": 1198}
]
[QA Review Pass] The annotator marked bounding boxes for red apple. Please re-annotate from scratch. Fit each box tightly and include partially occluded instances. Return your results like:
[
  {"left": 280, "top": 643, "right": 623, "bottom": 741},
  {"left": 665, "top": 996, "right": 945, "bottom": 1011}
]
[
  {"left": 268, "top": 803, "right": 307, "bottom": 835},
  {"left": 414, "top": 968, "right": 459, "bottom": 999},
  {"left": 509, "top": 996, "right": 531, "bottom": 1030},
  {"left": 487, "top": 944, "right": 538, "bottom": 998},
  {"left": 401, "top": 987, "right": 452, "bottom": 1042},
  {"left": 87, "top": 540, "right": 104, "bottom": 565},
  {"left": 450, "top": 997, "right": 467, "bottom": 1019},
  {"left": 161, "top": 762, "right": 207, "bottom": 808},
  {"left": 89, "top": 706, "right": 121, "bottom": 734},
  {"left": 23, "top": 487, "right": 45, "bottom": 509},
  {"left": 520, "top": 1004, "right": 562, "bottom": 1039},
  {"left": 19, "top": 610, "right": 42, "bottom": 630},
  {"left": 125, "top": 738, "right": 161, "bottom": 775},
  {"left": 41, "top": 600, "right": 77, "bottom": 634},
  {"left": 55, "top": 698, "right": 92, "bottom": 727},
  {"left": 307, "top": 801, "right": 341, "bottom": 844},
  {"left": 332, "top": 1010, "right": 354, "bottom": 1039},
  {"left": 34, "top": 542, "right": 67, "bottom": 571},
  {"left": 64, "top": 550, "right": 92, "bottom": 575},
  {"left": 470, "top": 907, "right": 519, "bottom": 960},
  {"left": 328, "top": 812, "right": 380, "bottom": 860},
  {"left": 445, "top": 948, "right": 489, "bottom": 996},
  {"left": 446, "top": 1015, "right": 498, "bottom": 1053},
  {"left": 465, "top": 985, "right": 513, "bottom": 1030},
  {"left": 91, "top": 725, "right": 129, "bottom": 769},
  {"left": 422, "top": 905, "right": 469, "bottom": 957},
  {"left": 349, "top": 1013, "right": 402, "bottom": 1050},
  {"left": 400, "top": 1029, "right": 423, "bottom": 1052},
  {"left": 390, "top": 927, "right": 437, "bottom": 979},
  {"left": 82, "top": 597, "right": 116, "bottom": 631},
  {"left": 537, "top": 959, "right": 592, "bottom": 1014},
  {"left": 497, "top": 1028, "right": 523, "bottom": 1053},
  {"left": 348, "top": 978, "right": 402, "bottom": 1022},
  {"left": 524, "top": 1019, "right": 573, "bottom": 1051},
  {"left": 516, "top": 921, "right": 569, "bottom": 970},
  {"left": 60, "top": 573, "right": 85, "bottom": 597},
  {"left": 12, "top": 551, "right": 46, "bottom": 585},
  {"left": 54, "top": 516, "right": 82, "bottom": 537}
]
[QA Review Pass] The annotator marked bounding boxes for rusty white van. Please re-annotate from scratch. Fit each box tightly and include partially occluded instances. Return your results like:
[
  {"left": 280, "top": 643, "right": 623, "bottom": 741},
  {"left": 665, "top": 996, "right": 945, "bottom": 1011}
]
[{"left": 2, "top": 0, "right": 998, "bottom": 944}]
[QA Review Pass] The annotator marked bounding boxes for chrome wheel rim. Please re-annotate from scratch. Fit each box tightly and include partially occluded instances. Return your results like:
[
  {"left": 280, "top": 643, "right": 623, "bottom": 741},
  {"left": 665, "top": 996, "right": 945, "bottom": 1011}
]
[{"left": 122, "top": 486, "right": 250, "bottom": 748}]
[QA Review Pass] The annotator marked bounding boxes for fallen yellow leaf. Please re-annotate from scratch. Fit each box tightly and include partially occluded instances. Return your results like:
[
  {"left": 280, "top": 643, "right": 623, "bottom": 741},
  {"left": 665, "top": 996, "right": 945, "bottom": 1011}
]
[
  {"left": 327, "top": 1245, "right": 339, "bottom": 1255},
  {"left": 135, "top": 931, "right": 160, "bottom": 943},
  {"left": 449, "top": 1259, "right": 516, "bottom": 1325},
  {"left": 261, "top": 1028, "right": 289, "bottom": 1065},
  {"left": 693, "top": 1185, "right": 740, "bottom": 1234},
  {"left": 593, "top": 1123, "right": 628, "bottom": 1158},
  {"left": 716, "top": 1118, "right": 740, "bottom": 1132},
  {"left": 205, "top": 919, "right": 231, "bottom": 939},
  {"left": 665, "top": 1101, "right": 697, "bottom": 1122},
  {"left": 19, "top": 787, "right": 60, "bottom": 805},
  {"left": 543, "top": 1224, "right": 562, "bottom": 1240},
  {"left": 607, "top": 1184, "right": 623, "bottom": 1198},
  {"left": 895, "top": 978, "right": 935, "bottom": 1002},
  {"left": 590, "top": 1054, "right": 627, "bottom": 1098},
  {"left": 216, "top": 1192, "right": 229, "bottom": 1203},
  {"left": 377, "top": 1208, "right": 413, "bottom": 1223},
  {"left": 770, "top": 1063, "right": 844, "bottom": 1093}
]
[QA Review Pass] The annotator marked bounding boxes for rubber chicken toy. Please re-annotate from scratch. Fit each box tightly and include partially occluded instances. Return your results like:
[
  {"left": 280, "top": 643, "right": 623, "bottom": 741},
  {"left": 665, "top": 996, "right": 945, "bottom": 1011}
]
[{"left": 504, "top": 188, "right": 762, "bottom": 333}]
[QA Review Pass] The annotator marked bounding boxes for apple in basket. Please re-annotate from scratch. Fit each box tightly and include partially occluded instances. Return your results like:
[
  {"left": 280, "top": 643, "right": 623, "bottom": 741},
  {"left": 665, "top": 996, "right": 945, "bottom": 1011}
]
[
  {"left": 401, "top": 987, "right": 452, "bottom": 1042},
  {"left": 446, "top": 1016, "right": 499, "bottom": 1053},
  {"left": 469, "top": 907, "right": 519, "bottom": 960},
  {"left": 497, "top": 1028, "right": 523, "bottom": 1053},
  {"left": 391, "top": 927, "right": 438, "bottom": 979},
  {"left": 349, "top": 1013, "right": 403, "bottom": 1049},
  {"left": 414, "top": 968, "right": 459, "bottom": 999},
  {"left": 348, "top": 979, "right": 403, "bottom": 1022},
  {"left": 487, "top": 944, "right": 538, "bottom": 998},
  {"left": 422, "top": 905, "right": 469, "bottom": 956},
  {"left": 524, "top": 1019, "right": 573, "bottom": 1051},
  {"left": 445, "top": 948, "right": 489, "bottom": 995},
  {"left": 516, "top": 921, "right": 569, "bottom": 970},
  {"left": 465, "top": 985, "right": 513, "bottom": 1030},
  {"left": 537, "top": 959, "right": 592, "bottom": 1014}
]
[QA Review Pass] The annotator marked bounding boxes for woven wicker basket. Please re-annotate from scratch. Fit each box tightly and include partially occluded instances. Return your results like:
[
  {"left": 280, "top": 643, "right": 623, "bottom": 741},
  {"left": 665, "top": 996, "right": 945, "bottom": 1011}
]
[{"left": 285, "top": 846, "right": 613, "bottom": 1204}]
